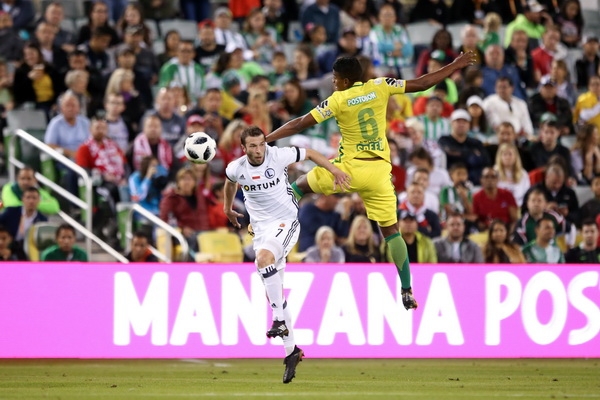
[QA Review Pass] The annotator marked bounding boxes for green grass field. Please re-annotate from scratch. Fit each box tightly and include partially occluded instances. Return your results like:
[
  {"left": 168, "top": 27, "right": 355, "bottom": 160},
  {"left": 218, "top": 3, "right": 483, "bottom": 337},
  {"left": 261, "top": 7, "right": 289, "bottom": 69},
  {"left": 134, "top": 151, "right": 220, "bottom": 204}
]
[{"left": 0, "top": 358, "right": 598, "bottom": 399}]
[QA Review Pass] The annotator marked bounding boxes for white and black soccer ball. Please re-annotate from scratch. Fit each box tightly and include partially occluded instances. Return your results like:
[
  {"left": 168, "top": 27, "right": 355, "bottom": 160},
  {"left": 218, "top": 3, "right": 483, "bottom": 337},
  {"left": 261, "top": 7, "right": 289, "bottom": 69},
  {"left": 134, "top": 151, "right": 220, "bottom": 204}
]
[{"left": 184, "top": 131, "right": 217, "bottom": 164}]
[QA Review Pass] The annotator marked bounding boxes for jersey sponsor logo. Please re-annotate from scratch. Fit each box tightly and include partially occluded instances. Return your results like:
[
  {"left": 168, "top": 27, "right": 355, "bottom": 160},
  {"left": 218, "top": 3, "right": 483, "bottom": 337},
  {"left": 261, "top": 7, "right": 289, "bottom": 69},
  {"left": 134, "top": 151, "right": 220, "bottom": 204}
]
[
  {"left": 316, "top": 99, "right": 332, "bottom": 118},
  {"left": 242, "top": 177, "right": 281, "bottom": 192},
  {"left": 347, "top": 91, "right": 376, "bottom": 106},
  {"left": 385, "top": 78, "right": 404, "bottom": 88},
  {"left": 265, "top": 168, "right": 275, "bottom": 179}
]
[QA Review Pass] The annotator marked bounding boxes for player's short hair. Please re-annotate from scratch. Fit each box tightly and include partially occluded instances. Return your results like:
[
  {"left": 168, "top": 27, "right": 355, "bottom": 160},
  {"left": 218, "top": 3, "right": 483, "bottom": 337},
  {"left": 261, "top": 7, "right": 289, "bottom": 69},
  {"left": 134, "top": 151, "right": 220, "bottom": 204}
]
[
  {"left": 332, "top": 57, "right": 363, "bottom": 83},
  {"left": 240, "top": 125, "right": 266, "bottom": 145},
  {"left": 55, "top": 223, "right": 76, "bottom": 238}
]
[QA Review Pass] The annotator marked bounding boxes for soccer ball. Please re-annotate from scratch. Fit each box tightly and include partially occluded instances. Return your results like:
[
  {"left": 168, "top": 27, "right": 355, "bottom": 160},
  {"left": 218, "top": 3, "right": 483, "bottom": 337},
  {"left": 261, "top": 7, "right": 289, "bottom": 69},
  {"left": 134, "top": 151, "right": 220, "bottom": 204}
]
[{"left": 184, "top": 131, "right": 217, "bottom": 164}]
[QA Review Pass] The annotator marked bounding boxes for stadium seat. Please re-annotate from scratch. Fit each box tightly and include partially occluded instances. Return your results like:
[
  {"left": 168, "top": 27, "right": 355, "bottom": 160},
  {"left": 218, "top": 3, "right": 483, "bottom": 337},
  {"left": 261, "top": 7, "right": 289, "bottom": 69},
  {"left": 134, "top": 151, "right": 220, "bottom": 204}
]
[
  {"left": 574, "top": 185, "right": 594, "bottom": 206},
  {"left": 24, "top": 222, "right": 59, "bottom": 261},
  {"left": 155, "top": 227, "right": 185, "bottom": 262},
  {"left": 60, "top": 18, "right": 76, "bottom": 33},
  {"left": 445, "top": 23, "right": 465, "bottom": 48},
  {"left": 196, "top": 231, "right": 243, "bottom": 263},
  {"left": 40, "top": 152, "right": 58, "bottom": 184},
  {"left": 75, "top": 17, "right": 88, "bottom": 30},
  {"left": 287, "top": 242, "right": 306, "bottom": 263},
  {"left": 159, "top": 19, "right": 198, "bottom": 40},
  {"left": 145, "top": 20, "right": 159, "bottom": 41},
  {"left": 152, "top": 40, "right": 165, "bottom": 56},
  {"left": 287, "top": 21, "right": 302, "bottom": 43},
  {"left": 469, "top": 231, "right": 488, "bottom": 249},
  {"left": 406, "top": 22, "right": 436, "bottom": 46},
  {"left": 7, "top": 109, "right": 47, "bottom": 131}
]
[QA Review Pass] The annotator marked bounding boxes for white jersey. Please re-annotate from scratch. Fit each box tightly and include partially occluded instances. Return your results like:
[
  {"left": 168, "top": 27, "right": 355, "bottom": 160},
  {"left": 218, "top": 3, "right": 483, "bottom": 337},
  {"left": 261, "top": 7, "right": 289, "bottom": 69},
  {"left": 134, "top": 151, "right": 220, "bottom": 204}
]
[{"left": 225, "top": 146, "right": 307, "bottom": 225}]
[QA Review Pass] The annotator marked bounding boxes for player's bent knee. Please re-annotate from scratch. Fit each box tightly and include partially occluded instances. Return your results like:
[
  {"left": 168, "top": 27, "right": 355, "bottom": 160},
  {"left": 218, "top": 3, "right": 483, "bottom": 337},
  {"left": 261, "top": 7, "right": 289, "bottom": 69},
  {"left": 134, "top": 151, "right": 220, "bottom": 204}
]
[{"left": 255, "top": 249, "right": 276, "bottom": 268}]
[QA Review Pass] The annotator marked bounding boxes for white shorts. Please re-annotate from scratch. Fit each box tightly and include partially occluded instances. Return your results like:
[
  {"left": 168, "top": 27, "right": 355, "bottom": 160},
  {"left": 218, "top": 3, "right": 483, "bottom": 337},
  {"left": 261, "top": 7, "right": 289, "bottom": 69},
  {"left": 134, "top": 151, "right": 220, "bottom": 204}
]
[{"left": 252, "top": 219, "right": 300, "bottom": 263}]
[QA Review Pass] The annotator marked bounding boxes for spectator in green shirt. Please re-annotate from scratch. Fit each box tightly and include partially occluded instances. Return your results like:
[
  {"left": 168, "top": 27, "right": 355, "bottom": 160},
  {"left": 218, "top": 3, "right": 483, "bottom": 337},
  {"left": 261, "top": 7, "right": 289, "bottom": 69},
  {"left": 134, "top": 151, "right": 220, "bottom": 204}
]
[
  {"left": 41, "top": 223, "right": 88, "bottom": 262},
  {"left": 521, "top": 216, "right": 565, "bottom": 263},
  {"left": 504, "top": 0, "right": 553, "bottom": 48},
  {"left": 1, "top": 167, "right": 60, "bottom": 215}
]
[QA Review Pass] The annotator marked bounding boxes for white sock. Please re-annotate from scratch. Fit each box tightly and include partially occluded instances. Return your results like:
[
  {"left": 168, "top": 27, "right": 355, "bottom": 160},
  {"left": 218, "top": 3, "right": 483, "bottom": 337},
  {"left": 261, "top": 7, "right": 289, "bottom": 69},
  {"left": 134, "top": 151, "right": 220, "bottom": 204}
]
[
  {"left": 282, "top": 299, "right": 296, "bottom": 357},
  {"left": 257, "top": 264, "right": 284, "bottom": 321}
]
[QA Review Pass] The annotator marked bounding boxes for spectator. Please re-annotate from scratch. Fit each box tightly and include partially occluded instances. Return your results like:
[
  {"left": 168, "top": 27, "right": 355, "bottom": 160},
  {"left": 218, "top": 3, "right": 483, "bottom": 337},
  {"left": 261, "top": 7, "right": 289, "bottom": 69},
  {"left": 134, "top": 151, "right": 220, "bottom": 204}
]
[
  {"left": 369, "top": 3, "right": 413, "bottom": 78},
  {"left": 1, "top": 167, "right": 60, "bottom": 215},
  {"left": 574, "top": 75, "right": 600, "bottom": 132},
  {"left": 522, "top": 216, "right": 565, "bottom": 263},
  {"left": 158, "top": 30, "right": 180, "bottom": 67},
  {"left": 159, "top": 40, "right": 204, "bottom": 104},
  {"left": 409, "top": 0, "right": 449, "bottom": 26},
  {"left": 340, "top": 0, "right": 374, "bottom": 33},
  {"left": 417, "top": 96, "right": 450, "bottom": 141},
  {"left": 400, "top": 167, "right": 439, "bottom": 215},
  {"left": 242, "top": 7, "right": 281, "bottom": 67},
  {"left": 139, "top": 0, "right": 178, "bottom": 21},
  {"left": 494, "top": 142, "right": 531, "bottom": 205},
  {"left": 554, "top": 0, "right": 583, "bottom": 48},
  {"left": 406, "top": 148, "right": 451, "bottom": 197},
  {"left": 483, "top": 76, "right": 533, "bottom": 138},
  {"left": 398, "top": 183, "right": 442, "bottom": 239},
  {"left": 64, "top": 70, "right": 91, "bottom": 117},
  {"left": 213, "top": 7, "right": 251, "bottom": 58},
  {"left": 450, "top": 0, "right": 492, "bottom": 25},
  {"left": 529, "top": 120, "right": 573, "bottom": 176},
  {"left": 303, "top": 225, "right": 345, "bottom": 263},
  {"left": 521, "top": 164, "right": 579, "bottom": 226},
  {"left": 439, "top": 162, "right": 476, "bottom": 225},
  {"left": 117, "top": 3, "right": 152, "bottom": 45},
  {"left": 457, "top": 25, "right": 485, "bottom": 66},
  {"left": 77, "top": 26, "right": 117, "bottom": 78},
  {"left": 413, "top": 81, "right": 455, "bottom": 117},
  {"left": 0, "top": 187, "right": 48, "bottom": 254},
  {"left": 466, "top": 95, "right": 490, "bottom": 141},
  {"left": 481, "top": 45, "right": 527, "bottom": 100},
  {"left": 480, "top": 12, "right": 502, "bottom": 49},
  {"left": 0, "top": 11, "right": 24, "bottom": 62},
  {"left": 289, "top": 44, "right": 322, "bottom": 102},
  {"left": 40, "top": 223, "right": 88, "bottom": 262},
  {"left": 159, "top": 167, "right": 211, "bottom": 252},
  {"left": 318, "top": 28, "right": 361, "bottom": 74},
  {"left": 570, "top": 124, "right": 600, "bottom": 185},
  {"left": 483, "top": 219, "right": 526, "bottom": 263},
  {"left": 76, "top": 0, "right": 120, "bottom": 47},
  {"left": 105, "top": 67, "right": 145, "bottom": 134},
  {"left": 528, "top": 75, "right": 574, "bottom": 134},
  {"left": 415, "top": 29, "right": 457, "bottom": 79},
  {"left": 575, "top": 36, "right": 599, "bottom": 90},
  {"left": 434, "top": 214, "right": 484, "bottom": 263},
  {"left": 13, "top": 43, "right": 62, "bottom": 116},
  {"left": 143, "top": 88, "right": 186, "bottom": 149},
  {"left": 503, "top": 0, "right": 552, "bottom": 48},
  {"left": 504, "top": 29, "right": 537, "bottom": 89},
  {"left": 580, "top": 175, "right": 600, "bottom": 222},
  {"left": 188, "top": 88, "right": 228, "bottom": 143},
  {"left": 267, "top": 51, "right": 292, "bottom": 95},
  {"left": 486, "top": 121, "right": 535, "bottom": 171},
  {"left": 125, "top": 231, "right": 159, "bottom": 262},
  {"left": 398, "top": 210, "right": 437, "bottom": 263},
  {"left": 404, "top": 117, "right": 446, "bottom": 168},
  {"left": 1, "top": 0, "right": 34, "bottom": 32},
  {"left": 64, "top": 50, "right": 105, "bottom": 115},
  {"left": 33, "top": 21, "right": 69, "bottom": 75},
  {"left": 194, "top": 20, "right": 226, "bottom": 73},
  {"left": 129, "top": 155, "right": 168, "bottom": 219},
  {"left": 118, "top": 25, "right": 159, "bottom": 105},
  {"left": 298, "top": 194, "right": 351, "bottom": 251},
  {"left": 565, "top": 219, "right": 600, "bottom": 263},
  {"left": 457, "top": 67, "right": 486, "bottom": 105},
  {"left": 512, "top": 188, "right": 572, "bottom": 246},
  {"left": 438, "top": 109, "right": 490, "bottom": 185},
  {"left": 342, "top": 215, "right": 382, "bottom": 263},
  {"left": 39, "top": 1, "right": 75, "bottom": 52},
  {"left": 302, "top": 23, "right": 328, "bottom": 58},
  {"left": 128, "top": 114, "right": 175, "bottom": 173},
  {"left": 472, "top": 167, "right": 519, "bottom": 231},
  {"left": 0, "top": 225, "right": 22, "bottom": 261},
  {"left": 104, "top": 93, "right": 135, "bottom": 154},
  {"left": 45, "top": 92, "right": 90, "bottom": 160},
  {"left": 549, "top": 59, "right": 577, "bottom": 107},
  {"left": 531, "top": 26, "right": 567, "bottom": 79},
  {"left": 276, "top": 79, "right": 314, "bottom": 123},
  {"left": 217, "top": 119, "right": 247, "bottom": 170},
  {"left": 301, "top": 0, "right": 341, "bottom": 44}
]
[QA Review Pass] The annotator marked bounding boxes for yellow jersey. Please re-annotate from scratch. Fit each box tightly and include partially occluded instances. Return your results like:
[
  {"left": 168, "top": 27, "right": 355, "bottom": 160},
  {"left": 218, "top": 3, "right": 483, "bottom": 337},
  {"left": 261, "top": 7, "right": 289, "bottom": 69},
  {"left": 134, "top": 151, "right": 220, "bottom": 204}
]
[
  {"left": 573, "top": 91, "right": 600, "bottom": 131},
  {"left": 310, "top": 78, "right": 406, "bottom": 163}
]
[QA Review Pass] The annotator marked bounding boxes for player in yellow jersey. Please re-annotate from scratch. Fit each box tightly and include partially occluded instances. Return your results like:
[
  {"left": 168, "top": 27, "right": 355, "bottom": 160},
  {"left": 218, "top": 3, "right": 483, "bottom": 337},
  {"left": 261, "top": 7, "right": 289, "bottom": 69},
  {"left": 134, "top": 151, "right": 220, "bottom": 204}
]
[{"left": 266, "top": 53, "right": 476, "bottom": 310}]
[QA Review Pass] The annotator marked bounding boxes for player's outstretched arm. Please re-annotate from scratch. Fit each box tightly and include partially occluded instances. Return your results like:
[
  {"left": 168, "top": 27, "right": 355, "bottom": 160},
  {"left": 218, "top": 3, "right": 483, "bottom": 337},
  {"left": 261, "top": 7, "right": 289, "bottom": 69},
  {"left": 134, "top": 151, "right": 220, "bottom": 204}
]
[
  {"left": 223, "top": 179, "right": 244, "bottom": 229},
  {"left": 404, "top": 51, "right": 477, "bottom": 93},
  {"left": 266, "top": 113, "right": 318, "bottom": 143},
  {"left": 305, "top": 148, "right": 351, "bottom": 192}
]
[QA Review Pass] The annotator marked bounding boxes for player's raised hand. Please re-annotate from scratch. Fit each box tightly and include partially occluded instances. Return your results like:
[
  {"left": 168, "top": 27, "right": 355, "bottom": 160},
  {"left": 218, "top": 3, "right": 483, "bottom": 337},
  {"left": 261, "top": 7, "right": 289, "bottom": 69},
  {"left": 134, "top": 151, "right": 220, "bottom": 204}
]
[
  {"left": 224, "top": 209, "right": 244, "bottom": 229},
  {"left": 331, "top": 168, "right": 351, "bottom": 192},
  {"left": 452, "top": 51, "right": 477, "bottom": 69}
]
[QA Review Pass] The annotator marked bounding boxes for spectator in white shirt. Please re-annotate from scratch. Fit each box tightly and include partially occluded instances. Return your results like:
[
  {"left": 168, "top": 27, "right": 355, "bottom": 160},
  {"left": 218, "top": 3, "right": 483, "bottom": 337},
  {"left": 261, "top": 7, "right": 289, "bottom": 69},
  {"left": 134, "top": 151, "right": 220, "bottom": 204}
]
[{"left": 483, "top": 76, "right": 534, "bottom": 138}]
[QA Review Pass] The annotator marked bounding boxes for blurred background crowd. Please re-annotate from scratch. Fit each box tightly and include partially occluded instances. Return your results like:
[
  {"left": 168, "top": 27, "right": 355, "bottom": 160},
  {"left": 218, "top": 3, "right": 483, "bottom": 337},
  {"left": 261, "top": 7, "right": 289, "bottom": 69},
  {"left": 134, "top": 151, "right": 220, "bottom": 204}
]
[{"left": 0, "top": 0, "right": 599, "bottom": 264}]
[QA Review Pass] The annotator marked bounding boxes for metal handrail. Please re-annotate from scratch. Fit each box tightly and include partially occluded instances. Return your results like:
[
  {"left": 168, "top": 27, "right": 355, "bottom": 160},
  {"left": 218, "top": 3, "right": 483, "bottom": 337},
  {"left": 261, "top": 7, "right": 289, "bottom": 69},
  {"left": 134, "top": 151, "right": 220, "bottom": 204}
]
[
  {"left": 124, "top": 203, "right": 189, "bottom": 262},
  {"left": 8, "top": 129, "right": 94, "bottom": 256}
]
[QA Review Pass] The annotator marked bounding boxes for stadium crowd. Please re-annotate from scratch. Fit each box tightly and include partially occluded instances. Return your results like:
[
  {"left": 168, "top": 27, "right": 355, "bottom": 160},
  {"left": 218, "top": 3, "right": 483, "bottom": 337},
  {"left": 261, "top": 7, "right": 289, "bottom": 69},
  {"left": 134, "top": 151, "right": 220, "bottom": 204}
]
[{"left": 0, "top": 0, "right": 599, "bottom": 264}]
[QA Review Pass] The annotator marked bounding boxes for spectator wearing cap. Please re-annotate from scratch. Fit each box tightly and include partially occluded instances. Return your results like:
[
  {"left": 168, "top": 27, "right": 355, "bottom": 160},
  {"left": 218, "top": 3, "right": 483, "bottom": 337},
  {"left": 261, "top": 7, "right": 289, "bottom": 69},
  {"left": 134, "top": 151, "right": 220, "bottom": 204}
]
[
  {"left": 416, "top": 96, "right": 451, "bottom": 141},
  {"left": 300, "top": 0, "right": 341, "bottom": 45},
  {"left": 398, "top": 183, "right": 442, "bottom": 239},
  {"left": 413, "top": 82, "right": 454, "bottom": 118},
  {"left": 439, "top": 109, "right": 490, "bottom": 185},
  {"left": 528, "top": 75, "right": 574, "bottom": 134},
  {"left": 213, "top": 7, "right": 253, "bottom": 60},
  {"left": 472, "top": 167, "right": 518, "bottom": 231},
  {"left": 414, "top": 49, "right": 459, "bottom": 104},
  {"left": 574, "top": 75, "right": 600, "bottom": 132},
  {"left": 466, "top": 95, "right": 491, "bottom": 142},
  {"left": 369, "top": 3, "right": 413, "bottom": 78},
  {"left": 318, "top": 28, "right": 361, "bottom": 73},
  {"left": 482, "top": 76, "right": 533, "bottom": 138},
  {"left": 159, "top": 40, "right": 204, "bottom": 104},
  {"left": 398, "top": 210, "right": 437, "bottom": 264},
  {"left": 195, "top": 20, "right": 226, "bottom": 73},
  {"left": 504, "top": 29, "right": 537, "bottom": 89},
  {"left": 531, "top": 26, "right": 567, "bottom": 79},
  {"left": 575, "top": 35, "right": 600, "bottom": 90},
  {"left": 433, "top": 214, "right": 484, "bottom": 263},
  {"left": 504, "top": 0, "right": 553, "bottom": 48},
  {"left": 481, "top": 45, "right": 527, "bottom": 100}
]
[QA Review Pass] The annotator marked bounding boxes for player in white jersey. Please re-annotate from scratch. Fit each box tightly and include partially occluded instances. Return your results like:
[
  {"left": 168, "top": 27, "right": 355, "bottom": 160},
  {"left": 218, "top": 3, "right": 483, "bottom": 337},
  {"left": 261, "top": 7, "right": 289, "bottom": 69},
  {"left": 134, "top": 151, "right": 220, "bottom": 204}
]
[{"left": 224, "top": 126, "right": 350, "bottom": 383}]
